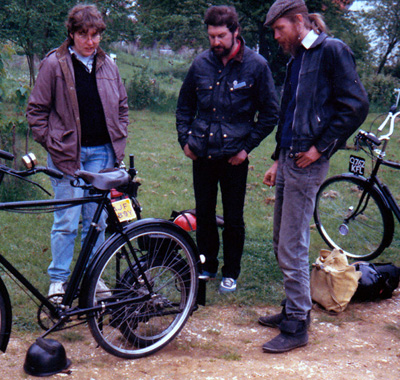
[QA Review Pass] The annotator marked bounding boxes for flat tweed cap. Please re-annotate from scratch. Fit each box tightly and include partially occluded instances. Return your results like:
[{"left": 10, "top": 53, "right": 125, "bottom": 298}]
[{"left": 264, "top": 0, "right": 308, "bottom": 27}]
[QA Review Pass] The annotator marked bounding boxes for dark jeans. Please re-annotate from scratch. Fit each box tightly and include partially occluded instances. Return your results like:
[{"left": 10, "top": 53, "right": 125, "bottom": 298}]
[{"left": 193, "top": 157, "right": 248, "bottom": 280}]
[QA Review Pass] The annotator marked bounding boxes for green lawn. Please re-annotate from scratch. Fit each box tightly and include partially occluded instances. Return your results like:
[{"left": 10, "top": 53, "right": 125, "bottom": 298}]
[{"left": 1, "top": 109, "right": 400, "bottom": 332}]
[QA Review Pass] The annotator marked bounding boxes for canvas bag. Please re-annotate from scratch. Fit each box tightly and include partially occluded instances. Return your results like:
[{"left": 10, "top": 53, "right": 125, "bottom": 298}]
[{"left": 310, "top": 248, "right": 362, "bottom": 313}]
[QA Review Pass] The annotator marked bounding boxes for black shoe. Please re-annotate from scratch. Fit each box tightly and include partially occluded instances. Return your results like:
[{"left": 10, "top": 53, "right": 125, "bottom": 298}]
[
  {"left": 258, "top": 299, "right": 286, "bottom": 328},
  {"left": 262, "top": 318, "right": 308, "bottom": 354},
  {"left": 258, "top": 300, "right": 311, "bottom": 329},
  {"left": 258, "top": 312, "right": 285, "bottom": 328}
]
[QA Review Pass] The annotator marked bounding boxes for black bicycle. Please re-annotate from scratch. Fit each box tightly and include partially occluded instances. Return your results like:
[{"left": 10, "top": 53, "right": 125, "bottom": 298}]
[
  {"left": 0, "top": 150, "right": 199, "bottom": 359},
  {"left": 314, "top": 89, "right": 400, "bottom": 261}
]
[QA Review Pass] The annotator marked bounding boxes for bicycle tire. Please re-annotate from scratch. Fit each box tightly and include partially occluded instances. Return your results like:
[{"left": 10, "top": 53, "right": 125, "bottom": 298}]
[
  {"left": 314, "top": 175, "right": 394, "bottom": 261},
  {"left": 84, "top": 221, "right": 198, "bottom": 359},
  {"left": 0, "top": 276, "right": 12, "bottom": 352}
]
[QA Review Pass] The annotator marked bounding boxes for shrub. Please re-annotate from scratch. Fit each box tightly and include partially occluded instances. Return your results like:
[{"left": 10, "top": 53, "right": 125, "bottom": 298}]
[
  {"left": 361, "top": 73, "right": 400, "bottom": 112},
  {"left": 126, "top": 71, "right": 157, "bottom": 110},
  {"left": 126, "top": 70, "right": 179, "bottom": 113}
]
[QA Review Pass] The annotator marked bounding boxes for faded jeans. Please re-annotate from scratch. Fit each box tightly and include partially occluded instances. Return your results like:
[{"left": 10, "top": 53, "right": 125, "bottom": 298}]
[
  {"left": 47, "top": 144, "right": 115, "bottom": 283},
  {"left": 273, "top": 149, "right": 329, "bottom": 320}
]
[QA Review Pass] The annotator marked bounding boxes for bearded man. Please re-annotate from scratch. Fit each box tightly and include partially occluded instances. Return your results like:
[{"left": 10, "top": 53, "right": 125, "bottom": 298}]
[
  {"left": 259, "top": 0, "right": 369, "bottom": 353},
  {"left": 176, "top": 5, "right": 279, "bottom": 293}
]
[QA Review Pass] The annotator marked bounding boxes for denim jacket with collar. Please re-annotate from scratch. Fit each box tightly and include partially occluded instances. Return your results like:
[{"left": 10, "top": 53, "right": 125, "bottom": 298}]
[
  {"left": 273, "top": 32, "right": 369, "bottom": 160},
  {"left": 176, "top": 37, "right": 279, "bottom": 159}
]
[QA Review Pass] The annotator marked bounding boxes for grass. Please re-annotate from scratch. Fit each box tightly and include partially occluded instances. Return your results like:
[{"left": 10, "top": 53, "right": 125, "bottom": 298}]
[{"left": 1, "top": 109, "right": 400, "bottom": 333}]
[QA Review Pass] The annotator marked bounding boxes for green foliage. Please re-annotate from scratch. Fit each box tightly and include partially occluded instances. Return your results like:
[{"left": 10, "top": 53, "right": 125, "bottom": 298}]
[
  {"left": 0, "top": 0, "right": 136, "bottom": 85},
  {"left": 361, "top": 0, "right": 400, "bottom": 74},
  {"left": 360, "top": 72, "right": 400, "bottom": 112},
  {"left": 118, "top": 50, "right": 191, "bottom": 113},
  {"left": 134, "top": 0, "right": 211, "bottom": 51},
  {"left": 126, "top": 71, "right": 158, "bottom": 110},
  {"left": 92, "top": 0, "right": 136, "bottom": 48},
  {"left": 133, "top": 0, "right": 372, "bottom": 86}
]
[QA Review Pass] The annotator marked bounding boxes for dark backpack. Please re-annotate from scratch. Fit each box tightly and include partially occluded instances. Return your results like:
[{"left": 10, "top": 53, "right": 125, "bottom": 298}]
[{"left": 351, "top": 262, "right": 400, "bottom": 301}]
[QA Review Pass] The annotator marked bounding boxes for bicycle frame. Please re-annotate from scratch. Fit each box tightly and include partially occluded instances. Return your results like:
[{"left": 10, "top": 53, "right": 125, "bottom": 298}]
[
  {"left": 0, "top": 192, "right": 111, "bottom": 320},
  {"left": 315, "top": 90, "right": 400, "bottom": 259},
  {"left": 366, "top": 156, "right": 400, "bottom": 223},
  {"left": 360, "top": 104, "right": 400, "bottom": 222},
  {"left": 0, "top": 152, "right": 201, "bottom": 360}
]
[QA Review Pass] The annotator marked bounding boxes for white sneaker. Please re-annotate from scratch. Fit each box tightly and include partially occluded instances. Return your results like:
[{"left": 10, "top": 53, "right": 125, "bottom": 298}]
[
  {"left": 96, "top": 278, "right": 112, "bottom": 300},
  {"left": 48, "top": 282, "right": 65, "bottom": 304},
  {"left": 219, "top": 277, "right": 237, "bottom": 293}
]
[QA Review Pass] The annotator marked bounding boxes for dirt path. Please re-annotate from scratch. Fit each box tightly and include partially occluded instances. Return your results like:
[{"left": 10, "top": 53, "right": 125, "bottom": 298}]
[{"left": 1, "top": 290, "right": 400, "bottom": 380}]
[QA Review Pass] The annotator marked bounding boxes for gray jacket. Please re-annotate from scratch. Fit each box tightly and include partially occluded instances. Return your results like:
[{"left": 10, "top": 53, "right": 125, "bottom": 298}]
[{"left": 27, "top": 41, "right": 129, "bottom": 175}]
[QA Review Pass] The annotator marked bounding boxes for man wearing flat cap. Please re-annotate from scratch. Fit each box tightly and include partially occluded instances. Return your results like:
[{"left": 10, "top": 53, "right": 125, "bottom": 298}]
[{"left": 259, "top": 0, "right": 369, "bottom": 353}]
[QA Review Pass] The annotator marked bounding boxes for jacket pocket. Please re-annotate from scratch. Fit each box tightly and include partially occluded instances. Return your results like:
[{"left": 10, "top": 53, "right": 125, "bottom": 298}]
[
  {"left": 196, "top": 78, "right": 213, "bottom": 110},
  {"left": 228, "top": 80, "right": 254, "bottom": 113},
  {"left": 187, "top": 119, "right": 209, "bottom": 157}
]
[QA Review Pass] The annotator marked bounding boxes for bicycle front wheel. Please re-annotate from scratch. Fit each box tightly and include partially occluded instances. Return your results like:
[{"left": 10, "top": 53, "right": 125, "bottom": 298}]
[
  {"left": 85, "top": 222, "right": 198, "bottom": 359},
  {"left": 314, "top": 175, "right": 394, "bottom": 260}
]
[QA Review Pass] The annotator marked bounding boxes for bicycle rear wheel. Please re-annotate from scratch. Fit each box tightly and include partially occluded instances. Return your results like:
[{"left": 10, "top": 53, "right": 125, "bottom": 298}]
[
  {"left": 314, "top": 175, "right": 394, "bottom": 260},
  {"left": 85, "top": 221, "right": 198, "bottom": 359},
  {"left": 0, "top": 277, "right": 12, "bottom": 352}
]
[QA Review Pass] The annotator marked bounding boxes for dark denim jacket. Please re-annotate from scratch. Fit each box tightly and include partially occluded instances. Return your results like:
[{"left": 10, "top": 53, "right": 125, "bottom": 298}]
[
  {"left": 274, "top": 32, "right": 369, "bottom": 160},
  {"left": 176, "top": 38, "right": 279, "bottom": 159}
]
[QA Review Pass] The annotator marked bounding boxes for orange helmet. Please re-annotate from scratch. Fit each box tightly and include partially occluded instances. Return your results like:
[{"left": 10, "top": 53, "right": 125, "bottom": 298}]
[{"left": 173, "top": 213, "right": 196, "bottom": 231}]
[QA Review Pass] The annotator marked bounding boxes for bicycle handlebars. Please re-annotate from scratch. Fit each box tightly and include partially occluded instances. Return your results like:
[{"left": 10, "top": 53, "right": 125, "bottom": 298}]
[{"left": 0, "top": 150, "right": 14, "bottom": 161}]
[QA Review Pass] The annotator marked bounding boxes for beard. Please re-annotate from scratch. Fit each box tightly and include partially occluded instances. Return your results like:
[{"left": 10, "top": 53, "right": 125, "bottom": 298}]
[
  {"left": 212, "top": 35, "right": 235, "bottom": 58},
  {"left": 212, "top": 46, "right": 231, "bottom": 57},
  {"left": 279, "top": 31, "right": 302, "bottom": 56}
]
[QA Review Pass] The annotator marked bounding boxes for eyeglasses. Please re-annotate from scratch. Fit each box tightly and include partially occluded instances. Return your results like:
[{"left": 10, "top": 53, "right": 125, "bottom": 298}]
[{"left": 75, "top": 31, "right": 101, "bottom": 42}]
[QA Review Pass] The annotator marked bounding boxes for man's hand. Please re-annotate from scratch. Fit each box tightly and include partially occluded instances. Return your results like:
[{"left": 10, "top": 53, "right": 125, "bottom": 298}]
[
  {"left": 295, "top": 146, "right": 322, "bottom": 168},
  {"left": 184, "top": 144, "right": 197, "bottom": 160},
  {"left": 228, "top": 149, "right": 248, "bottom": 166},
  {"left": 263, "top": 160, "right": 279, "bottom": 187}
]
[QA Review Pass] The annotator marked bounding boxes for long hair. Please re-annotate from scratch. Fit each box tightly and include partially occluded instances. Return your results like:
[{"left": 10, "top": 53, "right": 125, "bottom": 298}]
[
  {"left": 308, "top": 13, "right": 329, "bottom": 34},
  {"left": 286, "top": 12, "right": 329, "bottom": 35}
]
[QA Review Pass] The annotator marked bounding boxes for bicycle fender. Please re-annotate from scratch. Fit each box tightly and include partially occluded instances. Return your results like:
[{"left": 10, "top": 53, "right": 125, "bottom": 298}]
[
  {"left": 0, "top": 276, "right": 12, "bottom": 352},
  {"left": 79, "top": 218, "right": 200, "bottom": 306}
]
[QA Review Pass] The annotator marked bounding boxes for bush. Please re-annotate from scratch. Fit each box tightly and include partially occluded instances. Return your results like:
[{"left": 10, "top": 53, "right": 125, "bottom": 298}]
[
  {"left": 361, "top": 73, "right": 400, "bottom": 112},
  {"left": 126, "top": 70, "right": 179, "bottom": 113},
  {"left": 126, "top": 71, "right": 157, "bottom": 110}
]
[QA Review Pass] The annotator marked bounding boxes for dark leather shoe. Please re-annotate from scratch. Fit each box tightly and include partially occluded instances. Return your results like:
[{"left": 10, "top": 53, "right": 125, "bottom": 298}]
[
  {"left": 258, "top": 312, "right": 285, "bottom": 328},
  {"left": 258, "top": 300, "right": 311, "bottom": 329},
  {"left": 258, "top": 299, "right": 286, "bottom": 328},
  {"left": 262, "top": 318, "right": 308, "bottom": 353}
]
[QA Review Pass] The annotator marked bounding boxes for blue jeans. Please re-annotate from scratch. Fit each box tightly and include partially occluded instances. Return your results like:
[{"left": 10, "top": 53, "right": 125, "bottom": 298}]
[
  {"left": 273, "top": 149, "right": 329, "bottom": 320},
  {"left": 47, "top": 144, "right": 116, "bottom": 283},
  {"left": 193, "top": 157, "right": 248, "bottom": 280}
]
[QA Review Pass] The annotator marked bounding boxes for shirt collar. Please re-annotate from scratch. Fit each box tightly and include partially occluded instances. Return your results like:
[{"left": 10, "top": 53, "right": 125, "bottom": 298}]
[
  {"left": 301, "top": 30, "right": 319, "bottom": 50},
  {"left": 68, "top": 46, "right": 96, "bottom": 72}
]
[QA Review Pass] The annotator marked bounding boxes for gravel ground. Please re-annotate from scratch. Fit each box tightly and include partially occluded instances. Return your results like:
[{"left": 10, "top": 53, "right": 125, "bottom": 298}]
[{"left": 1, "top": 290, "right": 400, "bottom": 379}]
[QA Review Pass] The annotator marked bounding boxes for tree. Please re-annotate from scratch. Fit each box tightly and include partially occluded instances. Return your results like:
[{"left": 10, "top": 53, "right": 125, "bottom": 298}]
[
  {"left": 0, "top": 0, "right": 76, "bottom": 86},
  {"left": 133, "top": 0, "right": 369, "bottom": 85},
  {"left": 0, "top": 0, "right": 135, "bottom": 86},
  {"left": 133, "top": 0, "right": 211, "bottom": 51},
  {"left": 362, "top": 0, "right": 400, "bottom": 74}
]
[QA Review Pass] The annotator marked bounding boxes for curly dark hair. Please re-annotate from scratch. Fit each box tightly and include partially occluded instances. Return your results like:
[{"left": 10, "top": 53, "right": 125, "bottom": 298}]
[{"left": 204, "top": 5, "right": 240, "bottom": 34}]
